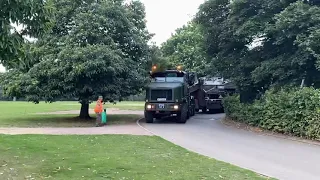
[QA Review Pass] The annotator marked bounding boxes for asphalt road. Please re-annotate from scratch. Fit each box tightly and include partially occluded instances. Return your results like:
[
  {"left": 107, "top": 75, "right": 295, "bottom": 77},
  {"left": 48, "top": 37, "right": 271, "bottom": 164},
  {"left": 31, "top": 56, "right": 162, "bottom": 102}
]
[{"left": 140, "top": 113, "right": 320, "bottom": 180}]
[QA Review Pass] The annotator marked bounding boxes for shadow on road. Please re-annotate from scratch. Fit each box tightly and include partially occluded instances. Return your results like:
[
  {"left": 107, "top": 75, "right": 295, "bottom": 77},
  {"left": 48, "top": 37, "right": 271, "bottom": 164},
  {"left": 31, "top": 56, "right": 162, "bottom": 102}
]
[{"left": 145, "top": 111, "right": 225, "bottom": 124}]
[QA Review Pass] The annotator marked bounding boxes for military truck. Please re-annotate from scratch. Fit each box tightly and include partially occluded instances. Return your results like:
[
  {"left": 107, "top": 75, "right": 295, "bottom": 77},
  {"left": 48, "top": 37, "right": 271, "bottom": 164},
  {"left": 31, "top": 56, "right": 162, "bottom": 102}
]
[
  {"left": 144, "top": 65, "right": 199, "bottom": 123},
  {"left": 195, "top": 77, "right": 236, "bottom": 113}
]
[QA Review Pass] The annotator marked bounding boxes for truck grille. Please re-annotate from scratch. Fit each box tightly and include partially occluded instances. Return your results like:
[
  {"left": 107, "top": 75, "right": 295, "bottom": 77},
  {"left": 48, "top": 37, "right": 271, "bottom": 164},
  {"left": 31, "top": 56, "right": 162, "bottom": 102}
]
[{"left": 151, "top": 89, "right": 172, "bottom": 101}]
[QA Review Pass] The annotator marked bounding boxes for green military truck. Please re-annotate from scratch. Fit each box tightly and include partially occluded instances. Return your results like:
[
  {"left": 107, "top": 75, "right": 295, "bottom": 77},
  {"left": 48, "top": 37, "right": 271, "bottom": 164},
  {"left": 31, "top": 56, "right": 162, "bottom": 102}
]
[{"left": 144, "top": 66, "right": 199, "bottom": 123}]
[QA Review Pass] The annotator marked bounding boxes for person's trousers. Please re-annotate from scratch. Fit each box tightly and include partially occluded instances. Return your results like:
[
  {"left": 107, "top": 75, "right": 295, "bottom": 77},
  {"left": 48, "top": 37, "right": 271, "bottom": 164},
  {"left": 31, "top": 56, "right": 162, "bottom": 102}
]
[{"left": 96, "top": 113, "right": 102, "bottom": 125}]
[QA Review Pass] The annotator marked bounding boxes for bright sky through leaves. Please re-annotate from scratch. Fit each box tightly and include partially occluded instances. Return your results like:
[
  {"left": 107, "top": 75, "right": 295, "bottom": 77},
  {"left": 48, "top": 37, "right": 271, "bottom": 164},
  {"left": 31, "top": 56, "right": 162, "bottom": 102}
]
[{"left": 140, "top": 0, "right": 205, "bottom": 45}]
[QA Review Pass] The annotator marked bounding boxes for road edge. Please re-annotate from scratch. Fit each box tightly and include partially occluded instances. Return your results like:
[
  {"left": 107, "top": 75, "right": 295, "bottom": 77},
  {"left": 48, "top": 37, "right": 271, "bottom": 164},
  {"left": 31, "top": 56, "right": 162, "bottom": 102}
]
[
  {"left": 136, "top": 118, "right": 156, "bottom": 136},
  {"left": 220, "top": 116, "right": 320, "bottom": 147}
]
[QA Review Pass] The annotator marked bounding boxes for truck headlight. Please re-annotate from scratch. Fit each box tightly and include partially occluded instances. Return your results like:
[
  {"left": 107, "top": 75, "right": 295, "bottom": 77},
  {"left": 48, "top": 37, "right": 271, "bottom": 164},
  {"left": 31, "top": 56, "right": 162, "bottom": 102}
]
[
  {"left": 173, "top": 105, "right": 179, "bottom": 110},
  {"left": 147, "top": 104, "right": 152, "bottom": 109}
]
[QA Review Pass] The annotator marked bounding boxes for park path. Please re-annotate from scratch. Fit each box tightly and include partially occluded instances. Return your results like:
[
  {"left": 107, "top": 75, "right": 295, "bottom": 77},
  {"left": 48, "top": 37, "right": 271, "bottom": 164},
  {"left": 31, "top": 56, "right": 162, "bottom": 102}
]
[
  {"left": 0, "top": 109, "right": 151, "bottom": 135},
  {"left": 0, "top": 125, "right": 151, "bottom": 135}
]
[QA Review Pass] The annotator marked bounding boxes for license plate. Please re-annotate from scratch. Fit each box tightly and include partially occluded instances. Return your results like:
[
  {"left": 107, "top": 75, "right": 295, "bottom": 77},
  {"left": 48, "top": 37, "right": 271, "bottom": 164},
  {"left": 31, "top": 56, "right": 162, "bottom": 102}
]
[{"left": 158, "top": 104, "right": 165, "bottom": 109}]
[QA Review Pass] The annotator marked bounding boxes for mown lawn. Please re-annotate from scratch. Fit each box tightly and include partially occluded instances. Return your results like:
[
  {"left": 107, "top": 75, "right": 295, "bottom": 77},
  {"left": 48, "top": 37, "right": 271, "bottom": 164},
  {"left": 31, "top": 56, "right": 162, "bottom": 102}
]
[
  {"left": 0, "top": 101, "right": 144, "bottom": 127},
  {"left": 0, "top": 135, "right": 274, "bottom": 180}
]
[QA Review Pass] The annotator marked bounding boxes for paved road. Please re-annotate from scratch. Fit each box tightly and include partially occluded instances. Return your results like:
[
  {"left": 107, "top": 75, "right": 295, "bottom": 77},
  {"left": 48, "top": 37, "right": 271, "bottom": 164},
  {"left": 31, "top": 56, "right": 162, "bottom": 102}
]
[{"left": 140, "top": 113, "right": 320, "bottom": 180}]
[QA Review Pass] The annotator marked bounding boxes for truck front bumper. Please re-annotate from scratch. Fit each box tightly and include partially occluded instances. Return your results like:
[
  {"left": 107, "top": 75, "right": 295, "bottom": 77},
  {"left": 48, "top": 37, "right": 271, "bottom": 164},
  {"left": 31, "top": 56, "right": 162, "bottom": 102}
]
[{"left": 145, "top": 102, "right": 181, "bottom": 112}]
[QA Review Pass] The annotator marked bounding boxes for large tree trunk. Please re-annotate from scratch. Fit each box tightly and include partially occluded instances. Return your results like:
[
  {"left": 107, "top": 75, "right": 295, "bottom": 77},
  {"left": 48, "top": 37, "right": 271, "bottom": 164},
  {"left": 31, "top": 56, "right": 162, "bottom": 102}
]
[{"left": 79, "top": 102, "right": 91, "bottom": 119}]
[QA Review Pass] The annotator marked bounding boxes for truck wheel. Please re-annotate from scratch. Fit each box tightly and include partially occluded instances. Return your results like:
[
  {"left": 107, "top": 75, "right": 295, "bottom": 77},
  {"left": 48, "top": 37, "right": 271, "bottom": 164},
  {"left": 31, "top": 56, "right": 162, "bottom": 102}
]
[
  {"left": 145, "top": 111, "right": 154, "bottom": 123},
  {"left": 176, "top": 105, "right": 187, "bottom": 123},
  {"left": 187, "top": 109, "right": 190, "bottom": 119},
  {"left": 191, "top": 107, "right": 195, "bottom": 116}
]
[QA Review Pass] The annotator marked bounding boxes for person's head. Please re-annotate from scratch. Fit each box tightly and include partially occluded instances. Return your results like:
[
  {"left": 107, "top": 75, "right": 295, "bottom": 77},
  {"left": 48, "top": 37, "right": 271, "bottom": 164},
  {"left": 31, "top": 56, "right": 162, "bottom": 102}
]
[{"left": 98, "top": 96, "right": 103, "bottom": 101}]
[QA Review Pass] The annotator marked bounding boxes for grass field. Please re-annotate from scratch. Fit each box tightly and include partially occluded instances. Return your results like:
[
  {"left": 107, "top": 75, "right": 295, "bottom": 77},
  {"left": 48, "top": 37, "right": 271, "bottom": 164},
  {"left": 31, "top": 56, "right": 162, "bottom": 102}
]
[
  {"left": 0, "top": 135, "right": 273, "bottom": 180},
  {"left": 0, "top": 101, "right": 144, "bottom": 127}
]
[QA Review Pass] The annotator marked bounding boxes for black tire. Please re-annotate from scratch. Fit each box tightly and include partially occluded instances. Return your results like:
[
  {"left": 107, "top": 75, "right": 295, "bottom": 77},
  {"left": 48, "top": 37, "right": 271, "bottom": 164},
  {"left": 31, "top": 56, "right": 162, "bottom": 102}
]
[
  {"left": 195, "top": 109, "right": 199, "bottom": 113},
  {"left": 145, "top": 111, "right": 154, "bottom": 123},
  {"left": 202, "top": 107, "right": 207, "bottom": 113},
  {"left": 187, "top": 109, "right": 190, "bottom": 119},
  {"left": 176, "top": 104, "right": 187, "bottom": 124},
  {"left": 191, "top": 107, "right": 195, "bottom": 116}
]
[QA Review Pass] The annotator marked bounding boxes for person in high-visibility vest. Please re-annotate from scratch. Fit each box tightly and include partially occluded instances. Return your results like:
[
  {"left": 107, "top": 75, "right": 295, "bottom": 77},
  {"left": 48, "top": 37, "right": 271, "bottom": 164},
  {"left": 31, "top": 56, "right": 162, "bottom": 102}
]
[{"left": 94, "top": 96, "right": 104, "bottom": 127}]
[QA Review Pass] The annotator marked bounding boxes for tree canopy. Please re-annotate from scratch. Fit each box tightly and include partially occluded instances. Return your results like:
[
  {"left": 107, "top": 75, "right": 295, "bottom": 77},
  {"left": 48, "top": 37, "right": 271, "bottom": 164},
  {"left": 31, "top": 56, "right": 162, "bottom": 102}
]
[
  {"left": 161, "top": 22, "right": 211, "bottom": 76},
  {"left": 0, "top": 0, "right": 52, "bottom": 67},
  {"left": 2, "top": 0, "right": 320, "bottom": 113},
  {"left": 1, "top": 0, "right": 152, "bottom": 118}
]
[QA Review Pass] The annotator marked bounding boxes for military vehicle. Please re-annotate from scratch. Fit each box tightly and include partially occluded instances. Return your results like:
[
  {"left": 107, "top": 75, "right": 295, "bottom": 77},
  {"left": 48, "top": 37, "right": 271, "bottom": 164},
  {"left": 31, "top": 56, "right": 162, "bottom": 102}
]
[
  {"left": 195, "top": 77, "right": 236, "bottom": 113},
  {"left": 144, "top": 65, "right": 199, "bottom": 123}
]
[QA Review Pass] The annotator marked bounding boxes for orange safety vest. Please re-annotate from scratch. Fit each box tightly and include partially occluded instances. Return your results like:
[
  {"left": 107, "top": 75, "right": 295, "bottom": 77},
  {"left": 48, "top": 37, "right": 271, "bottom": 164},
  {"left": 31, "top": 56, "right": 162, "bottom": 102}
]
[{"left": 94, "top": 100, "right": 103, "bottom": 113}]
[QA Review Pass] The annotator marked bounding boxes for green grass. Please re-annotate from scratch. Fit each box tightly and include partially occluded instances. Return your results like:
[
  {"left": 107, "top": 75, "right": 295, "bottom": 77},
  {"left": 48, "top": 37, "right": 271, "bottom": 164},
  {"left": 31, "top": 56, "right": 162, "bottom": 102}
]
[
  {"left": 0, "top": 101, "right": 144, "bottom": 127},
  {"left": 0, "top": 135, "right": 274, "bottom": 180}
]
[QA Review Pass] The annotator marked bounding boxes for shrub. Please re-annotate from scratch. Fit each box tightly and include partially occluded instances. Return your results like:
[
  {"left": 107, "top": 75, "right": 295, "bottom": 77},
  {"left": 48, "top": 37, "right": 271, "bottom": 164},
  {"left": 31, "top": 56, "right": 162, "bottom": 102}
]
[{"left": 223, "top": 87, "right": 320, "bottom": 140}]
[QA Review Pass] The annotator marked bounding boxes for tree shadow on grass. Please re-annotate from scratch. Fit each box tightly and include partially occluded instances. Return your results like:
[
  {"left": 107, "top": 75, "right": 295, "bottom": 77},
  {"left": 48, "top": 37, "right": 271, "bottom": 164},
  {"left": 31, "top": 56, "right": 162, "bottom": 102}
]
[{"left": 1, "top": 114, "right": 142, "bottom": 128}]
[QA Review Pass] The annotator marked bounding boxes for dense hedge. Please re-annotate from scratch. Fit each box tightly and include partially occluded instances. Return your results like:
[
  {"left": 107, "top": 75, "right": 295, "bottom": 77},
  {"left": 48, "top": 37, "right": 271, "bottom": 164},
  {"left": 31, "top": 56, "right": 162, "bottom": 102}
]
[{"left": 223, "top": 87, "right": 320, "bottom": 140}]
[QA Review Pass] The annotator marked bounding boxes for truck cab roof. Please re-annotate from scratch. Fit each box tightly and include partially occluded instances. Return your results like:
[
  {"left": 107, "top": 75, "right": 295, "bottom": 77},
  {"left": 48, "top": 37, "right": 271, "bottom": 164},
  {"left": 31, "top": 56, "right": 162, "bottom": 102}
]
[{"left": 150, "top": 70, "right": 186, "bottom": 77}]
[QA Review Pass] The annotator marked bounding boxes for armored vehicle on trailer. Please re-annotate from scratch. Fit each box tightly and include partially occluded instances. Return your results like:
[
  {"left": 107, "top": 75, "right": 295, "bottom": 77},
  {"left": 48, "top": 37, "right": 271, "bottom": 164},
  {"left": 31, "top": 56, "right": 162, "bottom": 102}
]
[
  {"left": 196, "top": 77, "right": 236, "bottom": 113},
  {"left": 144, "top": 65, "right": 199, "bottom": 123}
]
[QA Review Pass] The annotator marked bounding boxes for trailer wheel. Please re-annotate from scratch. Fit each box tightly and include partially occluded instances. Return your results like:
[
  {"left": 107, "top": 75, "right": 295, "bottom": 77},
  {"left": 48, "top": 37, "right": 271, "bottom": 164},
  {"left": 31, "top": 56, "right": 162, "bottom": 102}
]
[
  {"left": 145, "top": 111, "right": 154, "bottom": 123},
  {"left": 187, "top": 110, "right": 190, "bottom": 119},
  {"left": 191, "top": 106, "right": 195, "bottom": 116}
]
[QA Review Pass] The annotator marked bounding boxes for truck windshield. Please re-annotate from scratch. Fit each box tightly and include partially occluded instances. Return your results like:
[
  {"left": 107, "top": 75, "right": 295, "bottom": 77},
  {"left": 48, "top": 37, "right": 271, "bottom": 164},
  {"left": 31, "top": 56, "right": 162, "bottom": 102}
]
[
  {"left": 151, "top": 72, "right": 184, "bottom": 82},
  {"left": 152, "top": 77, "right": 184, "bottom": 82}
]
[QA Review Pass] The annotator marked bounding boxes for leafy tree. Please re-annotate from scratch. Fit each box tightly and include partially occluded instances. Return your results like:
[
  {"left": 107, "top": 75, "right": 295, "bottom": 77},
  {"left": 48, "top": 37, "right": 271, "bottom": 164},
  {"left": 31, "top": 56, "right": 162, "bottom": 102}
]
[
  {"left": 195, "top": 0, "right": 320, "bottom": 102},
  {"left": 195, "top": 0, "right": 258, "bottom": 102},
  {"left": 1, "top": 0, "right": 151, "bottom": 119},
  {"left": 253, "top": 1, "right": 320, "bottom": 88},
  {"left": 0, "top": 0, "right": 53, "bottom": 67},
  {"left": 161, "top": 22, "right": 211, "bottom": 76},
  {"left": 148, "top": 44, "right": 170, "bottom": 71}
]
